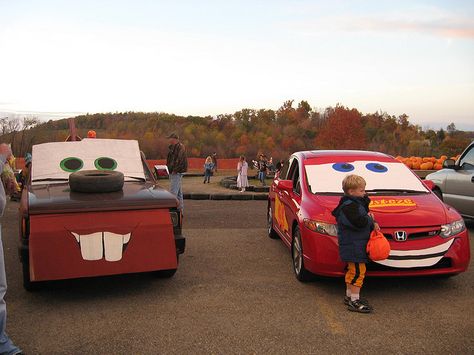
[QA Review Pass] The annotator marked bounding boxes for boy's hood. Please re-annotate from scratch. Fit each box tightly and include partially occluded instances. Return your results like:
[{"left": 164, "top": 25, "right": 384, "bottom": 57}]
[{"left": 331, "top": 195, "right": 368, "bottom": 218}]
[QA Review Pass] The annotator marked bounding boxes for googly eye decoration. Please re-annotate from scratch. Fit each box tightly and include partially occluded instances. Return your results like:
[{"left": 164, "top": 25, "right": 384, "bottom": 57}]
[
  {"left": 365, "top": 162, "right": 388, "bottom": 173},
  {"left": 60, "top": 157, "right": 84, "bottom": 172},
  {"left": 332, "top": 163, "right": 355, "bottom": 172},
  {"left": 94, "top": 157, "right": 118, "bottom": 170}
]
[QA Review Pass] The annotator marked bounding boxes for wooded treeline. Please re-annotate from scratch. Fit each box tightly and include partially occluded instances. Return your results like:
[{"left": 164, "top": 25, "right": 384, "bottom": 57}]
[{"left": 1, "top": 100, "right": 472, "bottom": 160}]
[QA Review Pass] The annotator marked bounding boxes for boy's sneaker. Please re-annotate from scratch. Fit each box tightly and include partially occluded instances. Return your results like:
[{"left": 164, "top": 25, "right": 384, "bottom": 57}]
[
  {"left": 343, "top": 296, "right": 372, "bottom": 308},
  {"left": 347, "top": 299, "right": 372, "bottom": 313}
]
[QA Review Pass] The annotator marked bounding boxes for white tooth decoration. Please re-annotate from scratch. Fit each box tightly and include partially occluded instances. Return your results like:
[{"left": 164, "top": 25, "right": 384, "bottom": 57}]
[
  {"left": 71, "top": 232, "right": 80, "bottom": 243},
  {"left": 79, "top": 232, "right": 104, "bottom": 261},
  {"left": 103, "top": 232, "right": 126, "bottom": 262},
  {"left": 71, "top": 231, "right": 132, "bottom": 262},
  {"left": 123, "top": 233, "right": 131, "bottom": 244}
]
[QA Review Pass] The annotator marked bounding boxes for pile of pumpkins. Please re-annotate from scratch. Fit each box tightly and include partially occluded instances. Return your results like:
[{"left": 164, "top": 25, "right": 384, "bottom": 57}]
[{"left": 395, "top": 155, "right": 460, "bottom": 170}]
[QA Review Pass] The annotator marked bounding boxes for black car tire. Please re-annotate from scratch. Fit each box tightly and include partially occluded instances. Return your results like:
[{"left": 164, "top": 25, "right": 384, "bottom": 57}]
[
  {"left": 22, "top": 259, "right": 41, "bottom": 291},
  {"left": 267, "top": 206, "right": 279, "bottom": 239},
  {"left": 292, "top": 226, "right": 313, "bottom": 282},
  {"left": 69, "top": 170, "right": 124, "bottom": 193}
]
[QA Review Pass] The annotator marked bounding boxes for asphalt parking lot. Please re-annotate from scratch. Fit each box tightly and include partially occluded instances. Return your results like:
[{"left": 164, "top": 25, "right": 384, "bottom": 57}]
[{"left": 2, "top": 200, "right": 474, "bottom": 354}]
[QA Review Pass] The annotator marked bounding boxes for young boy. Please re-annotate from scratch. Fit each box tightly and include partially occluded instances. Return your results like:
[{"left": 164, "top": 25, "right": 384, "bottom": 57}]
[{"left": 332, "top": 174, "right": 378, "bottom": 313}]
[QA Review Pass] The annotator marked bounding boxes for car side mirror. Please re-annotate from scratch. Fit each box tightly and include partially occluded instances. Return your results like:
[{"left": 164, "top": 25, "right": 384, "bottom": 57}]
[
  {"left": 442, "top": 159, "right": 456, "bottom": 169},
  {"left": 423, "top": 179, "right": 435, "bottom": 190},
  {"left": 278, "top": 179, "right": 293, "bottom": 191}
]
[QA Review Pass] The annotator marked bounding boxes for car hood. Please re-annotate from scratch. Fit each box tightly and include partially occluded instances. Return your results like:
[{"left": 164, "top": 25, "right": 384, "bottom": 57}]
[
  {"left": 27, "top": 181, "right": 178, "bottom": 215},
  {"left": 312, "top": 193, "right": 449, "bottom": 227}
]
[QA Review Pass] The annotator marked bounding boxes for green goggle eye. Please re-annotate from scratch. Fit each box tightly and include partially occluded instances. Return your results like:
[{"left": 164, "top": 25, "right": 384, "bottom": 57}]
[
  {"left": 60, "top": 157, "right": 84, "bottom": 172},
  {"left": 94, "top": 157, "right": 117, "bottom": 170}
]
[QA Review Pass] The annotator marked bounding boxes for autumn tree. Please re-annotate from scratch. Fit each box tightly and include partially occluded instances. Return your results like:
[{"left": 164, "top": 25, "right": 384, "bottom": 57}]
[{"left": 315, "top": 105, "right": 366, "bottom": 149}]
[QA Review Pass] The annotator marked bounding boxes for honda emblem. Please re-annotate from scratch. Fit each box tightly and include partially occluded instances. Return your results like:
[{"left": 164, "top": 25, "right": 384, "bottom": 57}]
[{"left": 394, "top": 231, "right": 407, "bottom": 241}]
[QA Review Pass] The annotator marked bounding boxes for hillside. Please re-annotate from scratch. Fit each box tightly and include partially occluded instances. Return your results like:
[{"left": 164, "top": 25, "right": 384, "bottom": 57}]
[{"left": 1, "top": 101, "right": 472, "bottom": 161}]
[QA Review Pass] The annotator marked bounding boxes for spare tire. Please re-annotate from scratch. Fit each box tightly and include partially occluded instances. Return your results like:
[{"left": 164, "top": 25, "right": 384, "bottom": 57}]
[{"left": 69, "top": 170, "right": 124, "bottom": 193}]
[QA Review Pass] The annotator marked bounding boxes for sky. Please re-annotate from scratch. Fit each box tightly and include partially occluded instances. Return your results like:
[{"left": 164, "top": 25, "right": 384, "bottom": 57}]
[{"left": 1, "top": 0, "right": 473, "bottom": 130}]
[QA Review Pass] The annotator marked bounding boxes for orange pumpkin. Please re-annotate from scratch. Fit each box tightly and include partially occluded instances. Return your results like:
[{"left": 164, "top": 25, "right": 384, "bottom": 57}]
[
  {"left": 420, "top": 162, "right": 434, "bottom": 170},
  {"left": 434, "top": 163, "right": 443, "bottom": 170}
]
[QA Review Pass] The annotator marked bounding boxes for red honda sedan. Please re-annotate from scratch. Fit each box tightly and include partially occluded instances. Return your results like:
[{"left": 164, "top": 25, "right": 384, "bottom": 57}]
[{"left": 268, "top": 150, "right": 470, "bottom": 281}]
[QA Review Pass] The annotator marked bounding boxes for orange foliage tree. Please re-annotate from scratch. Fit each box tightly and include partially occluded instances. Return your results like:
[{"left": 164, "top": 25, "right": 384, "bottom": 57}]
[{"left": 315, "top": 105, "right": 366, "bottom": 149}]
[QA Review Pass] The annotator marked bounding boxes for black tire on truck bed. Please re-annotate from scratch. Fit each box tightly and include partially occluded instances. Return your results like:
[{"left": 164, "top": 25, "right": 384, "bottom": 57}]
[{"left": 69, "top": 170, "right": 124, "bottom": 193}]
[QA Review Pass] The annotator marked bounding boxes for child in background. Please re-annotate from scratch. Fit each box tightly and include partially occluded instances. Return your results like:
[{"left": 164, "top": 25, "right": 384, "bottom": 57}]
[
  {"left": 332, "top": 174, "right": 379, "bottom": 313},
  {"left": 203, "top": 156, "right": 214, "bottom": 183},
  {"left": 237, "top": 155, "right": 249, "bottom": 192}
]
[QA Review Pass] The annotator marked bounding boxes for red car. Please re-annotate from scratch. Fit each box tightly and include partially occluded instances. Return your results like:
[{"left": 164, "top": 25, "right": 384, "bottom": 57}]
[
  {"left": 19, "top": 138, "right": 185, "bottom": 290},
  {"left": 268, "top": 150, "right": 470, "bottom": 281}
]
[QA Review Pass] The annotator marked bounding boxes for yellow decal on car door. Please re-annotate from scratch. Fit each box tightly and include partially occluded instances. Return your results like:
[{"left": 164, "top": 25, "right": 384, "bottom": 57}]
[{"left": 275, "top": 195, "right": 289, "bottom": 232}]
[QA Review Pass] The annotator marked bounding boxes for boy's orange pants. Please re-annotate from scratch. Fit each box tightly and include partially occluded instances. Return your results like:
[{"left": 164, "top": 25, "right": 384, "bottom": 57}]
[{"left": 345, "top": 262, "right": 366, "bottom": 288}]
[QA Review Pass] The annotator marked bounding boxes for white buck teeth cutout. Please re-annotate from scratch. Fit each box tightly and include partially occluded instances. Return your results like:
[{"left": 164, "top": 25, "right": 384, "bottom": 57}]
[
  {"left": 70, "top": 231, "right": 132, "bottom": 262},
  {"left": 78, "top": 232, "right": 103, "bottom": 261}
]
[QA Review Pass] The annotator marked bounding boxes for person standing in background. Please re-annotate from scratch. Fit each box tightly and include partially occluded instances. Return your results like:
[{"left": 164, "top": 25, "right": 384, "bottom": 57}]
[
  {"left": 0, "top": 143, "right": 22, "bottom": 355},
  {"left": 203, "top": 156, "right": 214, "bottom": 184},
  {"left": 166, "top": 133, "right": 187, "bottom": 211},
  {"left": 237, "top": 156, "right": 249, "bottom": 193},
  {"left": 257, "top": 154, "right": 268, "bottom": 186}
]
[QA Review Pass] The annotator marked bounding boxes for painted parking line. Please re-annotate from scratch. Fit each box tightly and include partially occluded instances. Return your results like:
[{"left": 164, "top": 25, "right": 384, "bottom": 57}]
[{"left": 313, "top": 293, "right": 345, "bottom": 335}]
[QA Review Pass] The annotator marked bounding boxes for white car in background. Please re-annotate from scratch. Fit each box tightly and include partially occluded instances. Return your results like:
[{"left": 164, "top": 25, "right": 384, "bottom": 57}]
[{"left": 426, "top": 141, "right": 474, "bottom": 219}]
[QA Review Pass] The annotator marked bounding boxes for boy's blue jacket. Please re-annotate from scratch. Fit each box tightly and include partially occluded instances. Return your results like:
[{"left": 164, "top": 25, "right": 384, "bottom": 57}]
[{"left": 332, "top": 195, "right": 374, "bottom": 263}]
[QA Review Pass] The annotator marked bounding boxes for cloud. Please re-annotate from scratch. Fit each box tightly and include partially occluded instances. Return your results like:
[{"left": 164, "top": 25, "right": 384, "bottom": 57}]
[
  {"left": 288, "top": 13, "right": 474, "bottom": 39},
  {"left": 343, "top": 17, "right": 474, "bottom": 39}
]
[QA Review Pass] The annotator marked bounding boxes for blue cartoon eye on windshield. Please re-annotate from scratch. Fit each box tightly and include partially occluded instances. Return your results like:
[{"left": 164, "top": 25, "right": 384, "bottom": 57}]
[
  {"left": 60, "top": 157, "right": 84, "bottom": 172},
  {"left": 366, "top": 163, "right": 388, "bottom": 173},
  {"left": 332, "top": 163, "right": 355, "bottom": 172}
]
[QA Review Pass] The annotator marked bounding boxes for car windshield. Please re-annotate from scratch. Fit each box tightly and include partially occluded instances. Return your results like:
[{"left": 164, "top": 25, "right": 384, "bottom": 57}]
[
  {"left": 305, "top": 160, "right": 429, "bottom": 195},
  {"left": 31, "top": 139, "right": 146, "bottom": 185}
]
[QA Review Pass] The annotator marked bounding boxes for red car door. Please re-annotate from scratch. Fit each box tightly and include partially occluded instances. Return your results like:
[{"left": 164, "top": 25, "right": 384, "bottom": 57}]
[{"left": 274, "top": 157, "right": 302, "bottom": 245}]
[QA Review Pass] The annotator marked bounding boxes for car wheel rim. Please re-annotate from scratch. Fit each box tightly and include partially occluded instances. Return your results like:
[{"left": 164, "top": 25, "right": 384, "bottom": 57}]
[
  {"left": 293, "top": 232, "right": 302, "bottom": 275},
  {"left": 268, "top": 207, "right": 273, "bottom": 235}
]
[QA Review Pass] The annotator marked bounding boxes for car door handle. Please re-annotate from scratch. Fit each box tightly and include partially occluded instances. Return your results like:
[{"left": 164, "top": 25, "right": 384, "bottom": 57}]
[{"left": 471, "top": 176, "right": 474, "bottom": 183}]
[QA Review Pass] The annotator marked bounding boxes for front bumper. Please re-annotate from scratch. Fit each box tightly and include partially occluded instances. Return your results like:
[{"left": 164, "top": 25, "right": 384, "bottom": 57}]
[{"left": 301, "top": 228, "right": 470, "bottom": 278}]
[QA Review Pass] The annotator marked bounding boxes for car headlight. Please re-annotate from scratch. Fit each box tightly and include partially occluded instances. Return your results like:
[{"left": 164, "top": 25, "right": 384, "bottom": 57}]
[
  {"left": 303, "top": 219, "right": 338, "bottom": 236},
  {"left": 440, "top": 219, "right": 465, "bottom": 238}
]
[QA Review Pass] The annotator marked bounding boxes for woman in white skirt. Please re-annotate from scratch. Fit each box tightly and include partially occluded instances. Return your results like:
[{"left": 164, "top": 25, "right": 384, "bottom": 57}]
[{"left": 236, "top": 155, "right": 249, "bottom": 192}]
